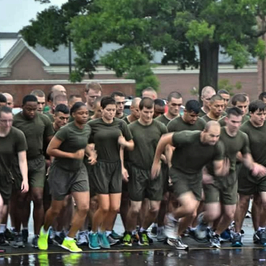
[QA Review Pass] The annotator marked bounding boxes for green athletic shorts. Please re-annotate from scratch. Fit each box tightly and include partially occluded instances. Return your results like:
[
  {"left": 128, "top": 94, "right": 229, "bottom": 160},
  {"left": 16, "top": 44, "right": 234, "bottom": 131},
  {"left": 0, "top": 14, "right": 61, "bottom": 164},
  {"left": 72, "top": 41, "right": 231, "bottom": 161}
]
[
  {"left": 169, "top": 167, "right": 202, "bottom": 201},
  {"left": 128, "top": 165, "right": 163, "bottom": 202},
  {"left": 28, "top": 155, "right": 46, "bottom": 188},
  {"left": 90, "top": 160, "right": 122, "bottom": 194},
  {"left": 204, "top": 171, "right": 238, "bottom": 205},
  {"left": 238, "top": 165, "right": 266, "bottom": 195},
  {"left": 48, "top": 162, "right": 89, "bottom": 201}
]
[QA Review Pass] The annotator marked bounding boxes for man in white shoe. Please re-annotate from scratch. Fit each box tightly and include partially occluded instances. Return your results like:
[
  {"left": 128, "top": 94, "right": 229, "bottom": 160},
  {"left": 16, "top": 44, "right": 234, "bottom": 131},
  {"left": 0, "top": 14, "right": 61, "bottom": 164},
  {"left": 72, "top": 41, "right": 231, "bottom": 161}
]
[{"left": 151, "top": 121, "right": 228, "bottom": 249}]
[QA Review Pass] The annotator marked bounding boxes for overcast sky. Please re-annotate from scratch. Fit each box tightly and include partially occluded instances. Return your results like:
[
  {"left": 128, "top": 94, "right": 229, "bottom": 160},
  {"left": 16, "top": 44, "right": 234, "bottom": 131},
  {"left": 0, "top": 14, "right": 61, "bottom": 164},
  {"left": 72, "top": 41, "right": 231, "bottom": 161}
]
[{"left": 0, "top": 0, "right": 68, "bottom": 32}]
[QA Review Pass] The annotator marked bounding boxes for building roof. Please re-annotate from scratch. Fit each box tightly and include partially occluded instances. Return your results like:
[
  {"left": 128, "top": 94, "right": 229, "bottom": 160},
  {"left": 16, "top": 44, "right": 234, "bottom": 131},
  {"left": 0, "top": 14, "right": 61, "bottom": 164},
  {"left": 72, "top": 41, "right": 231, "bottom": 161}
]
[{"left": 0, "top": 32, "right": 19, "bottom": 39}]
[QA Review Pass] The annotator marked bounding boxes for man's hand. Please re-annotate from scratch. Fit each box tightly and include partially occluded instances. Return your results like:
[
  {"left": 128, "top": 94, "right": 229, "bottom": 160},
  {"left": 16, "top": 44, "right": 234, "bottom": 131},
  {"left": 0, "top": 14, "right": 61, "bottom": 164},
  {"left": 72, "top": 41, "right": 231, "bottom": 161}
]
[
  {"left": 122, "top": 167, "right": 129, "bottom": 182},
  {"left": 21, "top": 180, "right": 29, "bottom": 193},
  {"left": 252, "top": 163, "right": 266, "bottom": 178},
  {"left": 151, "top": 161, "right": 161, "bottom": 180},
  {"left": 202, "top": 173, "right": 214, "bottom": 185},
  {"left": 72, "top": 149, "right": 85, "bottom": 159},
  {"left": 118, "top": 136, "right": 127, "bottom": 148}
]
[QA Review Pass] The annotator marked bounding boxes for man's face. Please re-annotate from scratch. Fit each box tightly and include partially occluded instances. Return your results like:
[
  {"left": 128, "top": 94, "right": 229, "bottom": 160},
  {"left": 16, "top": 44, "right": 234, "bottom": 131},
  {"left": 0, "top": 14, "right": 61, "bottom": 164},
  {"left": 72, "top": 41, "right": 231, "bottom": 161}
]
[
  {"left": 23, "top": 101, "right": 37, "bottom": 120},
  {"left": 4, "top": 94, "right": 14, "bottom": 109},
  {"left": 140, "top": 106, "right": 154, "bottom": 124},
  {"left": 210, "top": 100, "right": 224, "bottom": 118},
  {"left": 85, "top": 89, "right": 101, "bottom": 108},
  {"left": 102, "top": 104, "right": 116, "bottom": 121},
  {"left": 54, "top": 112, "right": 70, "bottom": 128},
  {"left": 53, "top": 85, "right": 67, "bottom": 95},
  {"left": 168, "top": 97, "right": 182, "bottom": 117},
  {"left": 36, "top": 96, "right": 45, "bottom": 113},
  {"left": 114, "top": 96, "right": 126, "bottom": 115},
  {"left": 250, "top": 109, "right": 266, "bottom": 127},
  {"left": 203, "top": 125, "right": 220, "bottom": 146},
  {"left": 0, "top": 112, "right": 13, "bottom": 132},
  {"left": 73, "top": 106, "right": 89, "bottom": 124},
  {"left": 202, "top": 91, "right": 215, "bottom": 109},
  {"left": 69, "top": 96, "right": 82, "bottom": 109},
  {"left": 225, "top": 114, "right": 242, "bottom": 136},
  {"left": 220, "top": 93, "right": 230, "bottom": 108},
  {"left": 130, "top": 104, "right": 140, "bottom": 119},
  {"left": 153, "top": 105, "right": 164, "bottom": 118},
  {"left": 183, "top": 110, "right": 199, "bottom": 125},
  {"left": 235, "top": 101, "right": 248, "bottom": 116}
]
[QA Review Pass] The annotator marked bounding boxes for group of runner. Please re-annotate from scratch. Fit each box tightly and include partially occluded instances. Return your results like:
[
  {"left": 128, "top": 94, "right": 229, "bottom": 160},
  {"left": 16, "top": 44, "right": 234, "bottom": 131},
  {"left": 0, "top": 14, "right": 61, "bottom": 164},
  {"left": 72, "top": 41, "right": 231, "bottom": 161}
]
[{"left": 0, "top": 84, "right": 266, "bottom": 252}]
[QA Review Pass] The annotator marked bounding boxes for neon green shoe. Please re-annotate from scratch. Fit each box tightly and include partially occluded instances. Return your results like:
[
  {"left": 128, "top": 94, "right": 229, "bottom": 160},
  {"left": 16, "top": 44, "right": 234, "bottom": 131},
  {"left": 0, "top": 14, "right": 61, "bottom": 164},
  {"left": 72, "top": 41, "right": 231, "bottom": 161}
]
[
  {"left": 61, "top": 239, "right": 82, "bottom": 253},
  {"left": 38, "top": 226, "right": 49, "bottom": 251}
]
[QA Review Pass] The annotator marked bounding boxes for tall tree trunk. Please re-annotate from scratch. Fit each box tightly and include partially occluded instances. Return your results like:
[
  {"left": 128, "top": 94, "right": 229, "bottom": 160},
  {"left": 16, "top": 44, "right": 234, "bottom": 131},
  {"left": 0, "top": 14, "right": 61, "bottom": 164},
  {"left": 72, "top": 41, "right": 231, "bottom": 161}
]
[{"left": 198, "top": 41, "right": 219, "bottom": 99}]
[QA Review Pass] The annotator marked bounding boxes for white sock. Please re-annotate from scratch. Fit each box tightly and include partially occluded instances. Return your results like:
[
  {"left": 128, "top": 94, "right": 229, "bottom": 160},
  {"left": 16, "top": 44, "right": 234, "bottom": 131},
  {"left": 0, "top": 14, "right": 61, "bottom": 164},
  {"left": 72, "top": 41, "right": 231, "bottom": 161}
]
[
  {"left": 258, "top": 227, "right": 265, "bottom": 231},
  {"left": 0, "top": 224, "right": 6, "bottom": 233},
  {"left": 140, "top": 227, "right": 146, "bottom": 233},
  {"left": 106, "top": 230, "right": 112, "bottom": 236},
  {"left": 65, "top": 236, "right": 74, "bottom": 241}
]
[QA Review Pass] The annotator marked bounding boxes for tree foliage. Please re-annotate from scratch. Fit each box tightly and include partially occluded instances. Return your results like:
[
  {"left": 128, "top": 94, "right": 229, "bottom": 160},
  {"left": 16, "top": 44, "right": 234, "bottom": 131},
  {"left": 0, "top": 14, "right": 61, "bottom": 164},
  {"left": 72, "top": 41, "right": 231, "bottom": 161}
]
[{"left": 24, "top": 0, "right": 266, "bottom": 96}]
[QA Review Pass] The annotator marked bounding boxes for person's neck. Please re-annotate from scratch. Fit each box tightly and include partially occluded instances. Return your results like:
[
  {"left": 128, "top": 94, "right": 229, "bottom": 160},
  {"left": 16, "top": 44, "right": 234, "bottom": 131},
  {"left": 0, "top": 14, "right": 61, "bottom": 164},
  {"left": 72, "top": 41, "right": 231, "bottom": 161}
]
[
  {"left": 250, "top": 119, "right": 263, "bottom": 128},
  {"left": 127, "top": 114, "right": 137, "bottom": 123},
  {"left": 116, "top": 113, "right": 124, "bottom": 119},
  {"left": 53, "top": 122, "right": 60, "bottom": 132},
  {"left": 74, "top": 121, "right": 85, "bottom": 129},
  {"left": 202, "top": 106, "right": 209, "bottom": 114},
  {"left": 225, "top": 126, "right": 237, "bottom": 137},
  {"left": 207, "top": 112, "right": 220, "bottom": 121},
  {"left": 165, "top": 112, "right": 177, "bottom": 120},
  {"left": 138, "top": 118, "right": 152, "bottom": 126},
  {"left": 102, "top": 116, "right": 113, "bottom": 124},
  {"left": 0, "top": 128, "right": 10, "bottom": 137}
]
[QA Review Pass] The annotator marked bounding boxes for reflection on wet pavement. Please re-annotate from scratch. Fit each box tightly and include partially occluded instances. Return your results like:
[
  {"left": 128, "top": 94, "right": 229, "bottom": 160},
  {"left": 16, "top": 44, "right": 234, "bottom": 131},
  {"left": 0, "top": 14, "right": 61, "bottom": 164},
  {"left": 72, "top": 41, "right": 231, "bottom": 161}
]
[{"left": 1, "top": 248, "right": 266, "bottom": 266}]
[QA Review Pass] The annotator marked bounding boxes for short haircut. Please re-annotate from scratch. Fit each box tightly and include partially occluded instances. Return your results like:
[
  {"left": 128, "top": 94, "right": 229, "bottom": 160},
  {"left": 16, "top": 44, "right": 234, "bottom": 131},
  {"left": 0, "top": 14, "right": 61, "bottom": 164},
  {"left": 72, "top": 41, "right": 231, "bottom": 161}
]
[
  {"left": 54, "top": 94, "right": 67, "bottom": 104},
  {"left": 139, "top": 97, "right": 154, "bottom": 110},
  {"left": 201, "top": 86, "right": 215, "bottom": 97},
  {"left": 209, "top": 94, "right": 223, "bottom": 104},
  {"left": 70, "top": 102, "right": 86, "bottom": 116},
  {"left": 0, "top": 106, "right": 12, "bottom": 117},
  {"left": 227, "top": 107, "right": 243, "bottom": 117},
  {"left": 101, "top": 96, "right": 116, "bottom": 109},
  {"left": 231, "top": 94, "right": 247, "bottom": 106},
  {"left": 47, "top": 91, "right": 53, "bottom": 102},
  {"left": 185, "top": 100, "right": 201, "bottom": 114},
  {"left": 204, "top": 120, "right": 220, "bottom": 131},
  {"left": 22, "top": 95, "right": 37, "bottom": 105},
  {"left": 69, "top": 94, "right": 82, "bottom": 101},
  {"left": 110, "top": 91, "right": 125, "bottom": 98},
  {"left": 249, "top": 100, "right": 266, "bottom": 113},
  {"left": 0, "top": 94, "right": 7, "bottom": 103},
  {"left": 167, "top": 91, "right": 182, "bottom": 102},
  {"left": 142, "top": 87, "right": 156, "bottom": 94},
  {"left": 131, "top": 97, "right": 141, "bottom": 107},
  {"left": 258, "top": 92, "right": 266, "bottom": 101},
  {"left": 85, "top": 82, "right": 102, "bottom": 93},
  {"left": 218, "top": 89, "right": 229, "bottom": 95},
  {"left": 154, "top": 99, "right": 165, "bottom": 107},
  {"left": 30, "top": 90, "right": 45, "bottom": 98},
  {"left": 54, "top": 104, "right": 70, "bottom": 115}
]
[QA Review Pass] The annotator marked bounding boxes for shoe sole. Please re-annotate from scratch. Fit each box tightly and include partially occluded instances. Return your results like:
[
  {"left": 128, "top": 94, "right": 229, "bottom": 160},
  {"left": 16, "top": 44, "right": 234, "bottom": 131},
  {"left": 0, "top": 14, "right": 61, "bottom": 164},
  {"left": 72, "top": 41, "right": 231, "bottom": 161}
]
[
  {"left": 60, "top": 244, "right": 82, "bottom": 253},
  {"left": 138, "top": 241, "right": 149, "bottom": 246},
  {"left": 88, "top": 244, "right": 101, "bottom": 250},
  {"left": 166, "top": 238, "right": 188, "bottom": 250},
  {"left": 210, "top": 244, "right": 221, "bottom": 248},
  {"left": 122, "top": 243, "right": 132, "bottom": 247}
]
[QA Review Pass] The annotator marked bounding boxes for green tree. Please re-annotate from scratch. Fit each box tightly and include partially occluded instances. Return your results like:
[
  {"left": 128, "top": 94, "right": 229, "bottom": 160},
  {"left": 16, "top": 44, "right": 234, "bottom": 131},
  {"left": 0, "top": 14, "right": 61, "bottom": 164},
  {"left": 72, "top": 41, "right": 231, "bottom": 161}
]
[{"left": 24, "top": 0, "right": 266, "bottom": 97}]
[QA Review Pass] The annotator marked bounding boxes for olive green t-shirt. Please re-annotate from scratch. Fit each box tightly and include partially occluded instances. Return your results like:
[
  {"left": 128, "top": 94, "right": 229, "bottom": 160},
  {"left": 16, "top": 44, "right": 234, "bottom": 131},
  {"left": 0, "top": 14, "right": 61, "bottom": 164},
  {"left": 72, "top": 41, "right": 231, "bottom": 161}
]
[
  {"left": 88, "top": 118, "right": 132, "bottom": 163},
  {"left": 155, "top": 114, "right": 172, "bottom": 127},
  {"left": 240, "top": 121, "right": 266, "bottom": 166},
  {"left": 128, "top": 120, "right": 167, "bottom": 170},
  {"left": 117, "top": 113, "right": 127, "bottom": 120},
  {"left": 167, "top": 116, "right": 206, "bottom": 133},
  {"left": 206, "top": 127, "right": 250, "bottom": 175},
  {"left": 44, "top": 112, "right": 54, "bottom": 122},
  {"left": 171, "top": 130, "right": 224, "bottom": 174},
  {"left": 0, "top": 127, "right": 28, "bottom": 178},
  {"left": 201, "top": 115, "right": 225, "bottom": 123},
  {"left": 53, "top": 121, "right": 91, "bottom": 171},
  {"left": 198, "top": 108, "right": 207, "bottom": 118},
  {"left": 13, "top": 112, "right": 54, "bottom": 160},
  {"left": 123, "top": 116, "right": 130, "bottom": 125}
]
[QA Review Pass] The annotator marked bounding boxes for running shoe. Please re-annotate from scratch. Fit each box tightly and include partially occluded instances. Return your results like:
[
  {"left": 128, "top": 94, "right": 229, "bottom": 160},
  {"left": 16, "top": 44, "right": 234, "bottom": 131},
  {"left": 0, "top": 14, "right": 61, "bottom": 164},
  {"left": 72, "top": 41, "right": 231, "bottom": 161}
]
[
  {"left": 210, "top": 233, "right": 221, "bottom": 248},
  {"left": 231, "top": 232, "right": 243, "bottom": 247},
  {"left": 122, "top": 232, "right": 132, "bottom": 246},
  {"left": 138, "top": 231, "right": 149, "bottom": 246},
  {"left": 38, "top": 226, "right": 49, "bottom": 251},
  {"left": 167, "top": 237, "right": 188, "bottom": 250},
  {"left": 98, "top": 232, "right": 110, "bottom": 249},
  {"left": 88, "top": 232, "right": 100, "bottom": 250},
  {"left": 61, "top": 239, "right": 82, "bottom": 253},
  {"left": 77, "top": 231, "right": 88, "bottom": 246}
]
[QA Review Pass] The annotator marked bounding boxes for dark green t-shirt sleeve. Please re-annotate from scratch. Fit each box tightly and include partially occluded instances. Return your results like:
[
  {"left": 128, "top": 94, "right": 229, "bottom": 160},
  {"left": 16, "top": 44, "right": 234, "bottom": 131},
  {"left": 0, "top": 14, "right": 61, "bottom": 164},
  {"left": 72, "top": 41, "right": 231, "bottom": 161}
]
[
  {"left": 15, "top": 129, "right": 28, "bottom": 152},
  {"left": 121, "top": 120, "right": 133, "bottom": 141},
  {"left": 42, "top": 115, "right": 55, "bottom": 139},
  {"left": 240, "top": 132, "right": 250, "bottom": 155},
  {"left": 54, "top": 126, "right": 68, "bottom": 142},
  {"left": 213, "top": 141, "right": 225, "bottom": 161}
]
